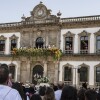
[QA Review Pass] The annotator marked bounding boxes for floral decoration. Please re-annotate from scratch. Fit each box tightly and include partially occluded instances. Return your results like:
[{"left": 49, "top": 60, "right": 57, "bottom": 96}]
[
  {"left": 37, "top": 76, "right": 49, "bottom": 83},
  {"left": 12, "top": 47, "right": 62, "bottom": 60}
]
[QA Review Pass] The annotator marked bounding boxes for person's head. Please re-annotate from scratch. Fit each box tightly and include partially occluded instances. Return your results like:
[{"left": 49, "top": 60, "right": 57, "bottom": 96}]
[
  {"left": 57, "top": 81, "right": 64, "bottom": 90},
  {"left": 82, "top": 82, "right": 87, "bottom": 89},
  {"left": 85, "top": 89, "right": 97, "bottom": 100},
  {"left": 60, "top": 85, "right": 77, "bottom": 100},
  {"left": 39, "top": 86, "right": 46, "bottom": 96},
  {"left": 30, "top": 94, "right": 42, "bottom": 100},
  {"left": 12, "top": 82, "right": 25, "bottom": 99},
  {"left": 0, "top": 64, "right": 9, "bottom": 84},
  {"left": 44, "top": 87, "right": 55, "bottom": 100}
]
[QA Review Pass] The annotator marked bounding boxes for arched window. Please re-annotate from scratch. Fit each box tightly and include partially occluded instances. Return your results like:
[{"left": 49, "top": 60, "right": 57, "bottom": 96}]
[
  {"left": 96, "top": 66, "right": 100, "bottom": 83},
  {"left": 65, "top": 37, "right": 73, "bottom": 54},
  {"left": 35, "top": 37, "right": 44, "bottom": 48},
  {"left": 96, "top": 35, "right": 100, "bottom": 53},
  {"left": 10, "top": 34, "right": 18, "bottom": 52},
  {"left": 9, "top": 65, "right": 15, "bottom": 79},
  {"left": 79, "top": 67, "right": 88, "bottom": 82},
  {"left": 0, "top": 35, "right": 6, "bottom": 54},
  {"left": 80, "top": 36, "right": 88, "bottom": 53},
  {"left": 11, "top": 39, "right": 17, "bottom": 51},
  {"left": 32, "top": 65, "right": 43, "bottom": 84},
  {"left": 64, "top": 67, "right": 72, "bottom": 81}
]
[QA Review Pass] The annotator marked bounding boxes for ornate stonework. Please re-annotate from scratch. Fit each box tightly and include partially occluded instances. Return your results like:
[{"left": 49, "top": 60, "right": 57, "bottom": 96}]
[{"left": 0, "top": 2, "right": 100, "bottom": 86}]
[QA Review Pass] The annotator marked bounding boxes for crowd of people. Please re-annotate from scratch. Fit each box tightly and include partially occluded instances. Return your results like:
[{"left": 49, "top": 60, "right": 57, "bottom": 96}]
[{"left": 0, "top": 64, "right": 100, "bottom": 100}]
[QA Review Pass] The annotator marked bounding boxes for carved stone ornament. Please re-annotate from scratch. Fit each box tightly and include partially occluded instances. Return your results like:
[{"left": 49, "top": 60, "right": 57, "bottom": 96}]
[
  {"left": 63, "top": 31, "right": 75, "bottom": 37},
  {"left": 0, "top": 35, "right": 7, "bottom": 40},
  {"left": 63, "top": 63, "right": 73, "bottom": 68},
  {"left": 9, "top": 34, "right": 18, "bottom": 40},
  {"left": 32, "top": 2, "right": 47, "bottom": 19},
  {"left": 94, "top": 29, "right": 100, "bottom": 36},
  {"left": 37, "top": 31, "right": 41, "bottom": 36},
  {"left": 78, "top": 30, "right": 91, "bottom": 36}
]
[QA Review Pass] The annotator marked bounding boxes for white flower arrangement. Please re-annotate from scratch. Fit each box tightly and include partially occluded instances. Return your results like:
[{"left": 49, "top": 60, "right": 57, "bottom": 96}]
[{"left": 37, "top": 76, "right": 49, "bottom": 83}]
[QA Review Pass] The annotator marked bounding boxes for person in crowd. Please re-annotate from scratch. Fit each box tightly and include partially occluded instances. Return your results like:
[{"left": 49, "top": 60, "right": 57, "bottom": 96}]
[
  {"left": 30, "top": 94, "right": 42, "bottom": 100},
  {"left": 53, "top": 82, "right": 58, "bottom": 91},
  {"left": 8, "top": 73, "right": 13, "bottom": 87},
  {"left": 85, "top": 89, "right": 97, "bottom": 100},
  {"left": 60, "top": 85, "right": 77, "bottom": 100},
  {"left": 0, "top": 64, "right": 22, "bottom": 100},
  {"left": 77, "top": 82, "right": 87, "bottom": 100},
  {"left": 39, "top": 86, "right": 46, "bottom": 100},
  {"left": 55, "top": 81, "right": 64, "bottom": 100},
  {"left": 43, "top": 87, "right": 55, "bottom": 100},
  {"left": 97, "top": 88, "right": 100, "bottom": 100},
  {"left": 29, "top": 84, "right": 35, "bottom": 98},
  {"left": 12, "top": 82, "right": 26, "bottom": 100}
]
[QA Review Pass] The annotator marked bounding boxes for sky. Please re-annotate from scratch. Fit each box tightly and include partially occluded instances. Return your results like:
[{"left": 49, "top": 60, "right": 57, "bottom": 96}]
[{"left": 0, "top": 0, "right": 100, "bottom": 23}]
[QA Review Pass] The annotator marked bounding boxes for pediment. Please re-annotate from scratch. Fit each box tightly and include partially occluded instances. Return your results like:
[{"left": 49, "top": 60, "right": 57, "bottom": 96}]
[
  {"left": 8, "top": 63, "right": 16, "bottom": 66},
  {"left": 94, "top": 29, "right": 100, "bottom": 35},
  {"left": 63, "top": 63, "right": 73, "bottom": 68},
  {"left": 79, "top": 63, "right": 89, "bottom": 68},
  {"left": 63, "top": 31, "right": 75, "bottom": 37},
  {"left": 78, "top": 30, "right": 91, "bottom": 36},
  {"left": 23, "top": 2, "right": 58, "bottom": 21},
  {"left": 9, "top": 34, "right": 18, "bottom": 40},
  {"left": 0, "top": 35, "right": 6, "bottom": 40},
  {"left": 94, "top": 63, "right": 100, "bottom": 67}
]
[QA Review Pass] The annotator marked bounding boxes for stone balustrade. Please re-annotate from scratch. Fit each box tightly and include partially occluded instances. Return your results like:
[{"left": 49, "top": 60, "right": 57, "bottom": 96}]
[
  {"left": 60, "top": 15, "right": 100, "bottom": 23},
  {"left": 0, "top": 15, "right": 100, "bottom": 28}
]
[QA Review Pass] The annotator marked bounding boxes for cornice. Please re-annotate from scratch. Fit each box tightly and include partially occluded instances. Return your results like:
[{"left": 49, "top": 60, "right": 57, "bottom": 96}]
[{"left": 0, "top": 16, "right": 100, "bottom": 32}]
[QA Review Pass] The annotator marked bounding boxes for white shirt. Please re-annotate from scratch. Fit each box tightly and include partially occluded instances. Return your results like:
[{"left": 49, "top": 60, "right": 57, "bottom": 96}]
[
  {"left": 55, "top": 90, "right": 62, "bottom": 100},
  {"left": 0, "top": 85, "right": 22, "bottom": 100}
]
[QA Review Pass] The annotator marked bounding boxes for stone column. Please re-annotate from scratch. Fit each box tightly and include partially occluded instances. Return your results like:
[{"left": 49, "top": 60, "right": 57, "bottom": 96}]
[
  {"left": 43, "top": 61, "right": 48, "bottom": 77},
  {"left": 5, "top": 37, "right": 10, "bottom": 54},
  {"left": 54, "top": 61, "right": 59, "bottom": 83},
  {"left": 74, "top": 34, "right": 78, "bottom": 53},
  {"left": 17, "top": 61, "right": 21, "bottom": 82},
  {"left": 26, "top": 60, "right": 31, "bottom": 82}
]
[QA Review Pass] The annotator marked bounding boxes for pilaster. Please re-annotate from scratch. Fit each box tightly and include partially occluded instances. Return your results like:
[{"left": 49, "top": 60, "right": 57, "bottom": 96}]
[
  {"left": 54, "top": 61, "right": 59, "bottom": 83},
  {"left": 43, "top": 61, "right": 48, "bottom": 77}
]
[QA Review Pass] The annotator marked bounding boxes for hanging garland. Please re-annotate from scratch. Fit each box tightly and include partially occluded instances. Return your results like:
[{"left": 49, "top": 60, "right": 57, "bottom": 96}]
[{"left": 12, "top": 47, "right": 62, "bottom": 61}]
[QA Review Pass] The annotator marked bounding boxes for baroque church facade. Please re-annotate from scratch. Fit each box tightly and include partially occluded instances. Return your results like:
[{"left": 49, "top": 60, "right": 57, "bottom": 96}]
[{"left": 0, "top": 2, "right": 100, "bottom": 87}]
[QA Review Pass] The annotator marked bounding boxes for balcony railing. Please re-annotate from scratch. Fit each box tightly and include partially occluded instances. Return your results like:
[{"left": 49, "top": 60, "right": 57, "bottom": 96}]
[
  {"left": 0, "top": 15, "right": 100, "bottom": 28},
  {"left": 65, "top": 50, "right": 73, "bottom": 54},
  {"left": 60, "top": 15, "right": 100, "bottom": 23},
  {"left": 80, "top": 50, "right": 88, "bottom": 54},
  {"left": 64, "top": 81, "right": 73, "bottom": 85},
  {"left": 0, "top": 19, "right": 58, "bottom": 29},
  {"left": 96, "top": 50, "right": 100, "bottom": 54},
  {"left": 0, "top": 51, "right": 4, "bottom": 55}
]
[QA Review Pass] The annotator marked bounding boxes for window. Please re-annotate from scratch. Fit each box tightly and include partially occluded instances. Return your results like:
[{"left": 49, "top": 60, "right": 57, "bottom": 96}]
[
  {"left": 65, "top": 37, "right": 73, "bottom": 54},
  {"left": 35, "top": 37, "right": 44, "bottom": 48},
  {"left": 80, "top": 36, "right": 88, "bottom": 53},
  {"left": 0, "top": 40, "right": 5, "bottom": 51},
  {"left": 11, "top": 39, "right": 17, "bottom": 51},
  {"left": 96, "top": 67, "right": 100, "bottom": 82},
  {"left": 64, "top": 67, "right": 72, "bottom": 81},
  {"left": 9, "top": 66, "right": 15, "bottom": 79},
  {"left": 79, "top": 67, "right": 88, "bottom": 82},
  {"left": 96, "top": 35, "right": 100, "bottom": 53}
]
